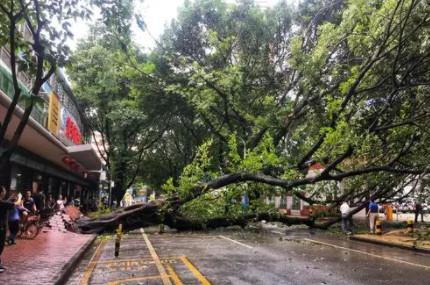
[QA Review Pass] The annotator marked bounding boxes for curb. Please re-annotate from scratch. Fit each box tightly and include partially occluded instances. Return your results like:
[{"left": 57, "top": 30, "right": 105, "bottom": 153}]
[
  {"left": 350, "top": 235, "right": 430, "bottom": 254},
  {"left": 51, "top": 234, "right": 97, "bottom": 285}
]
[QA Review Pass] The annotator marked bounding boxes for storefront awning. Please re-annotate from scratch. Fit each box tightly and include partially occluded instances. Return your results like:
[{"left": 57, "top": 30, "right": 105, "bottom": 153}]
[{"left": 67, "top": 144, "right": 102, "bottom": 171}]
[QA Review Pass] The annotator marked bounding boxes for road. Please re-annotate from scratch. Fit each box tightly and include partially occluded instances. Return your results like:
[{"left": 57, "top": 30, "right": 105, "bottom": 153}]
[{"left": 67, "top": 227, "right": 430, "bottom": 285}]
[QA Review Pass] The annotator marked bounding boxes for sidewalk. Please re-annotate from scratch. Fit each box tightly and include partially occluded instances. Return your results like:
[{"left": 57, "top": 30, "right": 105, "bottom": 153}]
[
  {"left": 351, "top": 229, "right": 430, "bottom": 253},
  {"left": 0, "top": 230, "right": 95, "bottom": 284}
]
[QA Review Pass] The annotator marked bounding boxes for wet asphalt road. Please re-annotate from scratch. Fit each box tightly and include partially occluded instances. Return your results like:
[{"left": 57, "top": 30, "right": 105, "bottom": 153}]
[{"left": 67, "top": 227, "right": 430, "bottom": 285}]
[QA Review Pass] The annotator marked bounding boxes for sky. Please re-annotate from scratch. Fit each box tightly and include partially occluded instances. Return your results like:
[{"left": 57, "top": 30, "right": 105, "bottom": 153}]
[{"left": 68, "top": 0, "right": 297, "bottom": 51}]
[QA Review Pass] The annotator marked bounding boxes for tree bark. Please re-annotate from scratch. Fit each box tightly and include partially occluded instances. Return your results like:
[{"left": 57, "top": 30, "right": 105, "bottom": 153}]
[{"left": 75, "top": 200, "right": 319, "bottom": 234}]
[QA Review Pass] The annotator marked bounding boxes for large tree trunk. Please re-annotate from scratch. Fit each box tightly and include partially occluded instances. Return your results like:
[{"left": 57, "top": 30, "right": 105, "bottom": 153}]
[{"left": 76, "top": 200, "right": 320, "bottom": 234}]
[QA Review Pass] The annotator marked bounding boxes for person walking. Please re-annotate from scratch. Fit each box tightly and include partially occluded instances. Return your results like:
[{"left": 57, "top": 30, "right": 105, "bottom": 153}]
[
  {"left": 0, "top": 186, "right": 21, "bottom": 273},
  {"left": 367, "top": 200, "right": 379, "bottom": 234},
  {"left": 340, "top": 201, "right": 353, "bottom": 233}
]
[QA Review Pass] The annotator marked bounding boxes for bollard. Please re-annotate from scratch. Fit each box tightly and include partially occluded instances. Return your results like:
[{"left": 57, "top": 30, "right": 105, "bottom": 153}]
[
  {"left": 407, "top": 219, "right": 414, "bottom": 234},
  {"left": 386, "top": 205, "right": 393, "bottom": 221},
  {"left": 375, "top": 219, "right": 382, "bottom": 235},
  {"left": 114, "top": 223, "right": 122, "bottom": 257}
]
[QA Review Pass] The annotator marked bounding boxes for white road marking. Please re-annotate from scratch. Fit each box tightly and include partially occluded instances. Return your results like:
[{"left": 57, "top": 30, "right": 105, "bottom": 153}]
[
  {"left": 304, "top": 238, "right": 430, "bottom": 270},
  {"left": 219, "top": 235, "right": 254, "bottom": 249}
]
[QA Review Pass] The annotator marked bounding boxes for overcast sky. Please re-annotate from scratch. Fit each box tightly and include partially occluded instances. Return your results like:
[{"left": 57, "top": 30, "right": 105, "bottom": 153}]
[{"left": 68, "top": 0, "right": 298, "bottom": 51}]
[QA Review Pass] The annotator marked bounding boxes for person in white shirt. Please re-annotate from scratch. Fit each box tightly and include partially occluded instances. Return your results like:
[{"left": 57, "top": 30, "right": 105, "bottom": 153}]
[
  {"left": 340, "top": 201, "right": 353, "bottom": 233},
  {"left": 56, "top": 194, "right": 65, "bottom": 212}
]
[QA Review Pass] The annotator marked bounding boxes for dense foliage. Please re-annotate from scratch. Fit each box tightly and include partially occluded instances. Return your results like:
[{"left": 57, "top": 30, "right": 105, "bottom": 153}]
[{"left": 69, "top": 0, "right": 430, "bottom": 222}]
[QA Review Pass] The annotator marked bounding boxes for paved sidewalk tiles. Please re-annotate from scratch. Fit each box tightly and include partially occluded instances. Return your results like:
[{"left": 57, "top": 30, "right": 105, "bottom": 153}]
[{"left": 0, "top": 230, "right": 95, "bottom": 284}]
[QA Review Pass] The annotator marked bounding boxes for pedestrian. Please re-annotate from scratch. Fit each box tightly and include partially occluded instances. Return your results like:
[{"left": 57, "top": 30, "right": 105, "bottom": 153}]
[
  {"left": 56, "top": 194, "right": 65, "bottom": 212},
  {"left": 23, "top": 190, "right": 37, "bottom": 213},
  {"left": 46, "top": 194, "right": 56, "bottom": 213},
  {"left": 414, "top": 201, "right": 424, "bottom": 223},
  {"left": 33, "top": 189, "right": 46, "bottom": 213},
  {"left": 7, "top": 194, "right": 23, "bottom": 245},
  {"left": 367, "top": 200, "right": 379, "bottom": 234},
  {"left": 241, "top": 192, "right": 249, "bottom": 214},
  {"left": 394, "top": 201, "right": 400, "bottom": 221},
  {"left": 22, "top": 190, "right": 36, "bottom": 226},
  {"left": 340, "top": 201, "right": 353, "bottom": 233},
  {"left": 68, "top": 196, "right": 74, "bottom": 206},
  {"left": 0, "top": 186, "right": 20, "bottom": 273}
]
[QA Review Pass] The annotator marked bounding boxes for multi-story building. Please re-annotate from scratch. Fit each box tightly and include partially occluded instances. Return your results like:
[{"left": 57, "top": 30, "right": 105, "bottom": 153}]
[
  {"left": 91, "top": 131, "right": 108, "bottom": 165},
  {"left": 0, "top": 43, "right": 101, "bottom": 204}
]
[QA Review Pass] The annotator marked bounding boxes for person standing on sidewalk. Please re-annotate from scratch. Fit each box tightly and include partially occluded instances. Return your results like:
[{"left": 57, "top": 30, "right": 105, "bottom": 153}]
[
  {"left": 414, "top": 201, "right": 424, "bottom": 223},
  {"left": 7, "top": 194, "right": 22, "bottom": 245},
  {"left": 340, "top": 201, "right": 353, "bottom": 233},
  {"left": 0, "top": 186, "right": 18, "bottom": 273},
  {"left": 394, "top": 201, "right": 400, "bottom": 221},
  {"left": 367, "top": 200, "right": 379, "bottom": 234},
  {"left": 33, "top": 189, "right": 45, "bottom": 214},
  {"left": 241, "top": 191, "right": 249, "bottom": 215}
]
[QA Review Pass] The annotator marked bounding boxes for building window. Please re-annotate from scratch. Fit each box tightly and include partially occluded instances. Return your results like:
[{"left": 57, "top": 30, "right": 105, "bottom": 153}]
[{"left": 9, "top": 165, "right": 23, "bottom": 196}]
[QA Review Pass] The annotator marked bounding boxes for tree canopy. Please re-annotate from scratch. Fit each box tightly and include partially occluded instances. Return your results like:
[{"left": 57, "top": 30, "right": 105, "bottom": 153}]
[
  {"left": 71, "top": 0, "right": 430, "bottom": 231},
  {"left": 155, "top": 0, "right": 430, "bottom": 204}
]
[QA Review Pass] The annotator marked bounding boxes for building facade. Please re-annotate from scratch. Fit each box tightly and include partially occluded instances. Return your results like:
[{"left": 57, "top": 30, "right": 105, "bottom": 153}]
[{"left": 0, "top": 44, "right": 101, "bottom": 205}]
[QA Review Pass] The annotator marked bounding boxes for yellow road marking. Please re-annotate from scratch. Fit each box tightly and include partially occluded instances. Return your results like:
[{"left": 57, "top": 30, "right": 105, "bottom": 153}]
[
  {"left": 219, "top": 235, "right": 254, "bottom": 249},
  {"left": 106, "top": 274, "right": 171, "bottom": 285},
  {"left": 90, "top": 257, "right": 178, "bottom": 264},
  {"left": 304, "top": 238, "right": 430, "bottom": 270},
  {"left": 166, "top": 263, "right": 184, "bottom": 285},
  {"left": 180, "top": 256, "right": 212, "bottom": 285},
  {"left": 140, "top": 228, "right": 173, "bottom": 285},
  {"left": 80, "top": 239, "right": 107, "bottom": 285}
]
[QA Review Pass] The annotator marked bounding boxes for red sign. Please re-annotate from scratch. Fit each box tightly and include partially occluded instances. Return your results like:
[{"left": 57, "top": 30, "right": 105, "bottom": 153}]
[{"left": 65, "top": 117, "right": 81, "bottom": 145}]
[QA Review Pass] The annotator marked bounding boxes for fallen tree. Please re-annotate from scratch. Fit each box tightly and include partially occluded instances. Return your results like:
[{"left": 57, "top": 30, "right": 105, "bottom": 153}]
[
  {"left": 75, "top": 0, "right": 430, "bottom": 234},
  {"left": 76, "top": 201, "right": 316, "bottom": 234},
  {"left": 76, "top": 172, "right": 417, "bottom": 234}
]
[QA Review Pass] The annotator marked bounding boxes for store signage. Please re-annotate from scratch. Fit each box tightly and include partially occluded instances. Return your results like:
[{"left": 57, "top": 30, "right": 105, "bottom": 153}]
[
  {"left": 59, "top": 108, "right": 82, "bottom": 145},
  {"left": 62, "top": 156, "right": 82, "bottom": 173},
  {"left": 65, "top": 117, "right": 81, "bottom": 144},
  {"left": 47, "top": 92, "right": 60, "bottom": 135}
]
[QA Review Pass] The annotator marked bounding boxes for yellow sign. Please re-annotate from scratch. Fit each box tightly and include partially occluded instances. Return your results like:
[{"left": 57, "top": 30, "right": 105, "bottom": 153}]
[{"left": 47, "top": 92, "right": 60, "bottom": 135}]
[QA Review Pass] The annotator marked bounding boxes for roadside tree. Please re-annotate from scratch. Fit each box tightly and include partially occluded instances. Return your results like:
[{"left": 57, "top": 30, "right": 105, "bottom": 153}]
[{"left": 77, "top": 0, "right": 430, "bottom": 233}]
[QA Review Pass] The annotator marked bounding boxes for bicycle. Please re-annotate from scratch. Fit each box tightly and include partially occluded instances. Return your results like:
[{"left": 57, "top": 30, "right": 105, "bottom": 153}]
[{"left": 17, "top": 212, "right": 42, "bottom": 239}]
